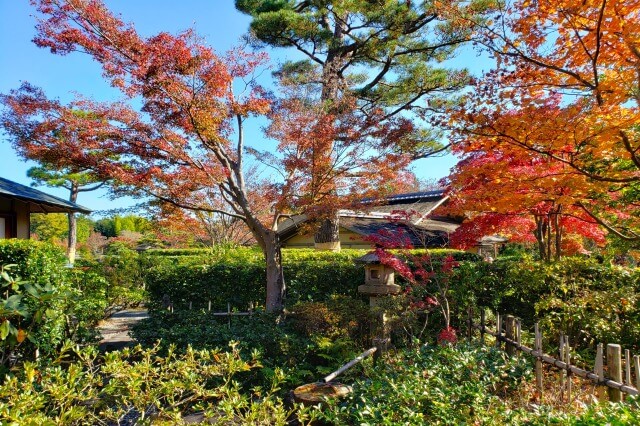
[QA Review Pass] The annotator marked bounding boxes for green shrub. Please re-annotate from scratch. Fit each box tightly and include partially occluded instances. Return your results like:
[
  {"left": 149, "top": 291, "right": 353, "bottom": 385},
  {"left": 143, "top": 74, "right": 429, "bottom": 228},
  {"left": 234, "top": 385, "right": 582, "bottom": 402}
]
[
  {"left": 289, "top": 295, "right": 372, "bottom": 346},
  {"left": 0, "top": 239, "right": 67, "bottom": 287},
  {"left": 0, "top": 240, "right": 74, "bottom": 365},
  {"left": 0, "top": 240, "right": 121, "bottom": 365},
  {"left": 144, "top": 248, "right": 475, "bottom": 312},
  {"left": 451, "top": 256, "right": 640, "bottom": 352},
  {"left": 314, "top": 343, "right": 640, "bottom": 425},
  {"left": 314, "top": 343, "right": 532, "bottom": 425},
  {"left": 0, "top": 343, "right": 293, "bottom": 424},
  {"left": 131, "top": 309, "right": 363, "bottom": 387}
]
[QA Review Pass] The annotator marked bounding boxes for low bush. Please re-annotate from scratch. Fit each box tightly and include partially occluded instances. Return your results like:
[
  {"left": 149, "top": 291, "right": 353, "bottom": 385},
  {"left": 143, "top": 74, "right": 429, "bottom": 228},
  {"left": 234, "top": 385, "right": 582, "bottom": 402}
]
[
  {"left": 131, "top": 308, "right": 364, "bottom": 388},
  {"left": 0, "top": 240, "right": 124, "bottom": 367},
  {"left": 313, "top": 343, "right": 640, "bottom": 425},
  {"left": 289, "top": 295, "right": 372, "bottom": 346},
  {"left": 0, "top": 240, "right": 77, "bottom": 367},
  {"left": 0, "top": 343, "right": 293, "bottom": 425},
  {"left": 314, "top": 343, "right": 530, "bottom": 424}
]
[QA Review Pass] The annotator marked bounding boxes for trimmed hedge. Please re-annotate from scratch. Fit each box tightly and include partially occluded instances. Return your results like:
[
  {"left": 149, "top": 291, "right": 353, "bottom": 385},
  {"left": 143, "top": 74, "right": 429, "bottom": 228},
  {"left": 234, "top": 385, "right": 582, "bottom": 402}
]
[
  {"left": 452, "top": 255, "right": 640, "bottom": 351},
  {"left": 0, "top": 239, "right": 68, "bottom": 287},
  {"left": 144, "top": 248, "right": 477, "bottom": 311}
]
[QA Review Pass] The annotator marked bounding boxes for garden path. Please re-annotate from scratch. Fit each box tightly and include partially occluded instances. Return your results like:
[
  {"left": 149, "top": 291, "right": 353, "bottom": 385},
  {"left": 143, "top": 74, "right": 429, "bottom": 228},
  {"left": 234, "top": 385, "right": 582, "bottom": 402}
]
[{"left": 97, "top": 308, "right": 148, "bottom": 351}]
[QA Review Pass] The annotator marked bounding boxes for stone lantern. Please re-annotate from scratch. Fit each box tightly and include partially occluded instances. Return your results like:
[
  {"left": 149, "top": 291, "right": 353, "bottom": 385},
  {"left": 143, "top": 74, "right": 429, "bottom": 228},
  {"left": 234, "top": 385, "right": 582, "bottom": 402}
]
[
  {"left": 356, "top": 252, "right": 401, "bottom": 354},
  {"left": 356, "top": 252, "right": 401, "bottom": 300}
]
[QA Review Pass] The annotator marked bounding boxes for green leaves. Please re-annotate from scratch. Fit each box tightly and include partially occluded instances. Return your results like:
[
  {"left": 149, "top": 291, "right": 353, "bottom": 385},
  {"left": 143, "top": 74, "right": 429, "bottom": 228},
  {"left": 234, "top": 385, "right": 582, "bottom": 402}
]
[
  {"left": 0, "top": 344, "right": 294, "bottom": 424},
  {"left": 0, "top": 321, "right": 10, "bottom": 341}
]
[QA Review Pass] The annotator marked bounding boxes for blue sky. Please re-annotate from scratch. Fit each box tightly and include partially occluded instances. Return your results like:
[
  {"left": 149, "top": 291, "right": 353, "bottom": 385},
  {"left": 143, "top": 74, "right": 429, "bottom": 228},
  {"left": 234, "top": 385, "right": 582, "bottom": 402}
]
[{"left": 0, "top": 1, "right": 468, "bottom": 216}]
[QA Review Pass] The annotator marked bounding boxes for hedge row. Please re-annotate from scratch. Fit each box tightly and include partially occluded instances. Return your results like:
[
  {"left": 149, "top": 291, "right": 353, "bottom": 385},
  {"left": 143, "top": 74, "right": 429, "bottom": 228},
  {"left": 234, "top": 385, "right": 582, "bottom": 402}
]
[
  {"left": 452, "top": 256, "right": 640, "bottom": 351},
  {"left": 144, "top": 248, "right": 476, "bottom": 311},
  {"left": 0, "top": 239, "right": 68, "bottom": 287}
]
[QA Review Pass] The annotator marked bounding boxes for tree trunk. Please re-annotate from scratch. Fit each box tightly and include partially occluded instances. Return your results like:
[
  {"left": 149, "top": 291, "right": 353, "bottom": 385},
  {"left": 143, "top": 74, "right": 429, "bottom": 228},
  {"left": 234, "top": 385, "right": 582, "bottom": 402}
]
[
  {"left": 67, "top": 185, "right": 79, "bottom": 265},
  {"left": 263, "top": 230, "right": 286, "bottom": 313},
  {"left": 554, "top": 206, "right": 562, "bottom": 261},
  {"left": 312, "top": 20, "right": 347, "bottom": 252},
  {"left": 314, "top": 216, "right": 341, "bottom": 251},
  {"left": 534, "top": 215, "right": 547, "bottom": 261},
  {"left": 546, "top": 214, "right": 552, "bottom": 262},
  {"left": 247, "top": 216, "right": 286, "bottom": 313}
]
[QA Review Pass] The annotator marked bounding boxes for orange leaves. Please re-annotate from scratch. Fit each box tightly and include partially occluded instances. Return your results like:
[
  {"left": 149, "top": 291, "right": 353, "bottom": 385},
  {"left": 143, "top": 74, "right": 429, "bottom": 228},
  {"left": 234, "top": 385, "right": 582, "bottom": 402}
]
[
  {"left": 444, "top": 0, "right": 640, "bottom": 241},
  {"left": 265, "top": 90, "right": 412, "bottom": 219}
]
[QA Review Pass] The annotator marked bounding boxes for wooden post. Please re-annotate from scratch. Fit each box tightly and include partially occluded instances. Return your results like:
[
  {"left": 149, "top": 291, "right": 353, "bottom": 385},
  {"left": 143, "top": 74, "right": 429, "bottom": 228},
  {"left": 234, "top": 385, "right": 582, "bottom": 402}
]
[
  {"left": 189, "top": 301, "right": 192, "bottom": 310},
  {"left": 505, "top": 315, "right": 516, "bottom": 356},
  {"left": 227, "top": 302, "right": 232, "bottom": 329},
  {"left": 607, "top": 344, "right": 623, "bottom": 402},
  {"left": 534, "top": 323, "right": 543, "bottom": 402},
  {"left": 565, "top": 335, "right": 572, "bottom": 402},
  {"left": 634, "top": 355, "right": 640, "bottom": 391},
  {"left": 467, "top": 307, "right": 473, "bottom": 340},
  {"left": 625, "top": 349, "right": 632, "bottom": 386},
  {"left": 208, "top": 300, "right": 211, "bottom": 312},
  {"left": 559, "top": 334, "right": 565, "bottom": 401},
  {"left": 516, "top": 319, "right": 522, "bottom": 348},
  {"left": 249, "top": 301, "right": 254, "bottom": 317},
  {"left": 595, "top": 343, "right": 606, "bottom": 402},
  {"left": 480, "top": 310, "right": 486, "bottom": 344},
  {"left": 496, "top": 313, "right": 502, "bottom": 349}
]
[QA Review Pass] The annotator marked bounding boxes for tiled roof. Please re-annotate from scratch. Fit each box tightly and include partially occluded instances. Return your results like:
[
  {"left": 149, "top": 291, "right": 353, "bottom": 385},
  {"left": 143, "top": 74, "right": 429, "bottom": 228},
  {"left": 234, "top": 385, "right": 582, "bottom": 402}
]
[
  {"left": 276, "top": 190, "right": 459, "bottom": 247},
  {"left": 340, "top": 217, "right": 451, "bottom": 248},
  {"left": 0, "top": 177, "right": 91, "bottom": 214}
]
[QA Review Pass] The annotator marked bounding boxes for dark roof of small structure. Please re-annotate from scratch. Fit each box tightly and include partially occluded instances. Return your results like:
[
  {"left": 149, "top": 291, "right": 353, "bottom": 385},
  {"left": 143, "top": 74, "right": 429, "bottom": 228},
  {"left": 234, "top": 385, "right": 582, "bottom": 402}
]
[
  {"left": 277, "top": 190, "right": 458, "bottom": 246},
  {"left": 355, "top": 252, "right": 383, "bottom": 264},
  {"left": 478, "top": 235, "right": 509, "bottom": 245},
  {"left": 340, "top": 217, "right": 451, "bottom": 248},
  {"left": 0, "top": 177, "right": 92, "bottom": 214}
]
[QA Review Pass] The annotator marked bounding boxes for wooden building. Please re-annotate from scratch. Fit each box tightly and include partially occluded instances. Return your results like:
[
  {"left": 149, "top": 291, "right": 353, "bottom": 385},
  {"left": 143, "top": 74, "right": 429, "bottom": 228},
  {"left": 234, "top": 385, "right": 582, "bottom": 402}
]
[
  {"left": 0, "top": 177, "right": 91, "bottom": 239},
  {"left": 277, "top": 190, "right": 461, "bottom": 249}
]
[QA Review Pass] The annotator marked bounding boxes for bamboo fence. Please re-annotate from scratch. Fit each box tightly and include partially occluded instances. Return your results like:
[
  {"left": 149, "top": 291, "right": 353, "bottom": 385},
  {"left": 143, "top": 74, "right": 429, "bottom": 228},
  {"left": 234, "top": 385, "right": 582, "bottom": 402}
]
[{"left": 469, "top": 309, "right": 639, "bottom": 403}]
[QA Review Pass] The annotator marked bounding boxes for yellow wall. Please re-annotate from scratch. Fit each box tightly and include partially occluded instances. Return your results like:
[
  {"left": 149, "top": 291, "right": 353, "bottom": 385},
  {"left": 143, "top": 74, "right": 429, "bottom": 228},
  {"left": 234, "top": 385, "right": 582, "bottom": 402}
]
[{"left": 283, "top": 228, "right": 373, "bottom": 249}]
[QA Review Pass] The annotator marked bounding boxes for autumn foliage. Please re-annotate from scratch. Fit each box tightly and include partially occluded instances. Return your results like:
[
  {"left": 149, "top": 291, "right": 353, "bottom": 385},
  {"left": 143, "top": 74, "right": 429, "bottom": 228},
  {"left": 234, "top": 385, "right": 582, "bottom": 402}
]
[{"left": 440, "top": 0, "right": 640, "bottom": 252}]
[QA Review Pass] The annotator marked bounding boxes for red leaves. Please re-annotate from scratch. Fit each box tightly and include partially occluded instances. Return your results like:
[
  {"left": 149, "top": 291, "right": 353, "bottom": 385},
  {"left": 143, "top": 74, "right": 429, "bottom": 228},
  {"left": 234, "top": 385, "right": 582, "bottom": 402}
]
[
  {"left": 266, "top": 92, "right": 412, "bottom": 221},
  {"left": 446, "top": 0, "right": 640, "bottom": 242}
]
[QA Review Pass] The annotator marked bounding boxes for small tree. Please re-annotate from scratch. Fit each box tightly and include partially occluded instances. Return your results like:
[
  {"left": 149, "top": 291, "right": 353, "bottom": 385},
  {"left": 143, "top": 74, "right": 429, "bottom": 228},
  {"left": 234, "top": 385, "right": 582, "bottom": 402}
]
[
  {"left": 237, "top": 0, "right": 486, "bottom": 248},
  {"left": 27, "top": 166, "right": 104, "bottom": 264},
  {"left": 366, "top": 227, "right": 461, "bottom": 344},
  {"left": 2, "top": 0, "right": 420, "bottom": 311}
]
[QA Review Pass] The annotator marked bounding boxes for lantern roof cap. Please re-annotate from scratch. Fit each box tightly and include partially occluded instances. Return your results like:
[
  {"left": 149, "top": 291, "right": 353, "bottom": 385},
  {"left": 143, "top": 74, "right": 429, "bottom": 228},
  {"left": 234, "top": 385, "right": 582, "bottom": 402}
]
[{"left": 355, "top": 252, "right": 382, "bottom": 264}]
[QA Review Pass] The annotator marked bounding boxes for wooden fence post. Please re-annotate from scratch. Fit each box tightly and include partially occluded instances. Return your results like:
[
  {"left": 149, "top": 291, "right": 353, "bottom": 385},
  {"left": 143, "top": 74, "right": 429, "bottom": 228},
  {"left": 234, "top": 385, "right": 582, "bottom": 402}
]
[
  {"left": 625, "top": 349, "right": 632, "bottom": 387},
  {"left": 634, "top": 355, "right": 640, "bottom": 391},
  {"left": 595, "top": 343, "right": 606, "bottom": 402},
  {"left": 534, "top": 323, "right": 543, "bottom": 402},
  {"left": 227, "top": 302, "right": 232, "bottom": 329},
  {"left": 496, "top": 313, "right": 502, "bottom": 349},
  {"left": 208, "top": 300, "right": 211, "bottom": 312},
  {"left": 559, "top": 334, "right": 565, "bottom": 400},
  {"left": 505, "top": 315, "right": 516, "bottom": 356},
  {"left": 565, "top": 335, "right": 572, "bottom": 402},
  {"left": 480, "top": 310, "right": 486, "bottom": 344},
  {"left": 607, "top": 344, "right": 623, "bottom": 402},
  {"left": 189, "top": 301, "right": 192, "bottom": 310}
]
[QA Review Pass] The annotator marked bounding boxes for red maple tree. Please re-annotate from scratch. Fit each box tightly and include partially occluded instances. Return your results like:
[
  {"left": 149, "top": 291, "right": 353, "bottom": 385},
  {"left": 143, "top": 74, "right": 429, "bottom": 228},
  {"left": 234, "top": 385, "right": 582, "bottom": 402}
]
[
  {"left": 444, "top": 140, "right": 606, "bottom": 260},
  {"left": 441, "top": 0, "right": 640, "bottom": 241},
  {"left": 2, "top": 0, "right": 415, "bottom": 311}
]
